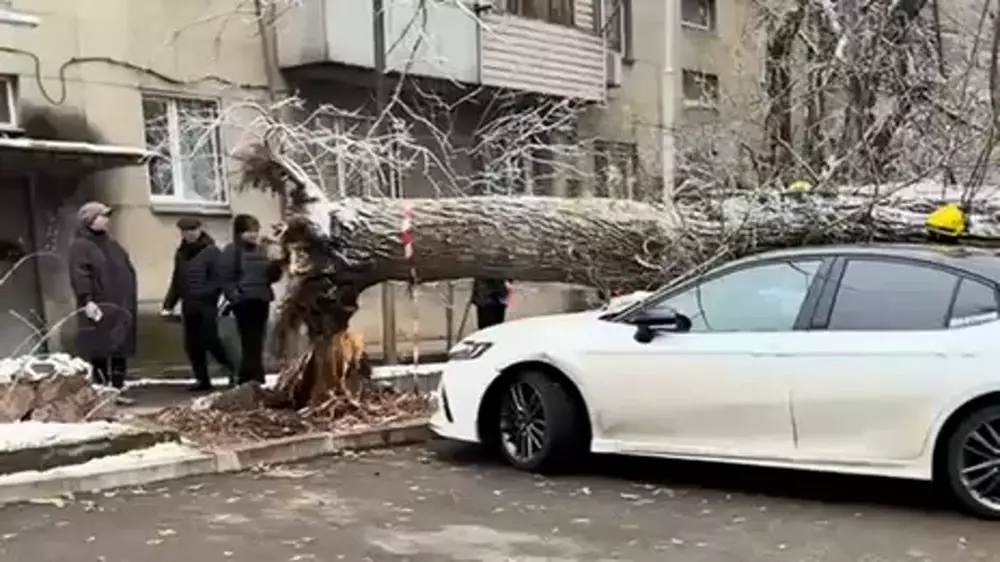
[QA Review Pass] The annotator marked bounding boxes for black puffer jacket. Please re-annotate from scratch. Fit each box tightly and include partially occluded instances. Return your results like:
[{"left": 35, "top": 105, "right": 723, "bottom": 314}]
[
  {"left": 163, "top": 233, "right": 224, "bottom": 310},
  {"left": 219, "top": 241, "right": 282, "bottom": 304}
]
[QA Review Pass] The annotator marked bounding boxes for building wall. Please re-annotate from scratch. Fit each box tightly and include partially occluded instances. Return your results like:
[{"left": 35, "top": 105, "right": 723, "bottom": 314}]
[
  {"left": 1, "top": 0, "right": 282, "bottom": 364},
  {"left": 1, "top": 0, "right": 282, "bottom": 298},
  {"left": 583, "top": 0, "right": 761, "bottom": 196}
]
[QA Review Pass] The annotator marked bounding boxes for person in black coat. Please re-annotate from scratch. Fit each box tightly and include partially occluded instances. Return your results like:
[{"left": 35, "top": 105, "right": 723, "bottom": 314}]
[
  {"left": 472, "top": 278, "right": 511, "bottom": 329},
  {"left": 68, "top": 201, "right": 138, "bottom": 390},
  {"left": 161, "top": 217, "right": 235, "bottom": 392},
  {"left": 219, "top": 214, "right": 282, "bottom": 385}
]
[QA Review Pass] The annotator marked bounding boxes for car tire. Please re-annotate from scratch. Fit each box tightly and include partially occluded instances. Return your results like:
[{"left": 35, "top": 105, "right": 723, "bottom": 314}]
[
  {"left": 495, "top": 370, "right": 585, "bottom": 474},
  {"left": 943, "top": 404, "right": 1000, "bottom": 519}
]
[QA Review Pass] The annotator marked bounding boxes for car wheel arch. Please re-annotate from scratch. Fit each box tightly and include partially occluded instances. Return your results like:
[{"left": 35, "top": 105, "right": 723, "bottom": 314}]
[
  {"left": 932, "top": 391, "right": 1000, "bottom": 480},
  {"left": 475, "top": 360, "right": 593, "bottom": 447}
]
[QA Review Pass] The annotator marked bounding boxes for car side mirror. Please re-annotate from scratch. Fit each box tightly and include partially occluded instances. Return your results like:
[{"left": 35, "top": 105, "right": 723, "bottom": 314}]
[{"left": 630, "top": 309, "right": 692, "bottom": 343}]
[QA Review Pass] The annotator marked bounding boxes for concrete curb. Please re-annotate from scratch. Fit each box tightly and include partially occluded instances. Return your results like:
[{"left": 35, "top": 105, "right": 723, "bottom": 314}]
[
  {"left": 0, "top": 420, "right": 432, "bottom": 506},
  {"left": 0, "top": 428, "right": 179, "bottom": 476}
]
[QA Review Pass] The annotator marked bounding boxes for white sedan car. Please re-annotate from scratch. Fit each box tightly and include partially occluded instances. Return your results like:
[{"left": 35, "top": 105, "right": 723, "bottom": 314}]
[{"left": 431, "top": 244, "right": 1000, "bottom": 519}]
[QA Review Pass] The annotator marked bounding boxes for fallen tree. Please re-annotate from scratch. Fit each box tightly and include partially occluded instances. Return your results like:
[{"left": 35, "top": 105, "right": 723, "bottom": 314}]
[
  {"left": 278, "top": 187, "right": 1000, "bottom": 294},
  {"left": 252, "top": 141, "right": 1000, "bottom": 413}
]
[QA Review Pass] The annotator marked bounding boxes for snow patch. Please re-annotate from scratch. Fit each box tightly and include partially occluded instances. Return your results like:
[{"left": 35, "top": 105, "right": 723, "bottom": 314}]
[
  {"left": 129, "top": 363, "right": 445, "bottom": 389},
  {"left": 0, "top": 353, "right": 91, "bottom": 383},
  {"left": 603, "top": 291, "right": 652, "bottom": 313},
  {"left": 0, "top": 442, "right": 205, "bottom": 486},
  {"left": 0, "top": 421, "right": 137, "bottom": 453}
]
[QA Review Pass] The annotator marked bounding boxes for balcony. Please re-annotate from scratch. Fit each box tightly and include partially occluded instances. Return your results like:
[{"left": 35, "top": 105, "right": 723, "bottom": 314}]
[{"left": 276, "top": 0, "right": 606, "bottom": 102}]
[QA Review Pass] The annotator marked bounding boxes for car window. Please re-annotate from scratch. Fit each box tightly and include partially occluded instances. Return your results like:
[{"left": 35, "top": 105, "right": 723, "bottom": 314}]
[
  {"left": 646, "top": 260, "right": 822, "bottom": 332},
  {"left": 827, "top": 259, "right": 959, "bottom": 331},
  {"left": 949, "top": 278, "right": 1000, "bottom": 328}
]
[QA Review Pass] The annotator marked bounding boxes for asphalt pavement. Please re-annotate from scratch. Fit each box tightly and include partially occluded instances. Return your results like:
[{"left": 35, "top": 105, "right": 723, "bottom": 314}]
[{"left": 1, "top": 441, "right": 999, "bottom": 561}]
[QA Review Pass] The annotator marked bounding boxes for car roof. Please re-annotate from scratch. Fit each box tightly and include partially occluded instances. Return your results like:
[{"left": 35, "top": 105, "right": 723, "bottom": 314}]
[{"left": 736, "top": 243, "right": 1000, "bottom": 283}]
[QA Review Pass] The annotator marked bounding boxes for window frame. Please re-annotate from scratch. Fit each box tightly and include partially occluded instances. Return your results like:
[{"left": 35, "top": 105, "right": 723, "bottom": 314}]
[
  {"left": 0, "top": 75, "right": 17, "bottom": 129},
  {"left": 616, "top": 255, "right": 836, "bottom": 332},
  {"left": 809, "top": 255, "right": 1000, "bottom": 331},
  {"left": 681, "top": 0, "right": 715, "bottom": 31},
  {"left": 603, "top": 0, "right": 633, "bottom": 60},
  {"left": 505, "top": 0, "right": 576, "bottom": 27},
  {"left": 682, "top": 69, "right": 720, "bottom": 109},
  {"left": 141, "top": 93, "right": 229, "bottom": 208},
  {"left": 594, "top": 139, "right": 639, "bottom": 199}
]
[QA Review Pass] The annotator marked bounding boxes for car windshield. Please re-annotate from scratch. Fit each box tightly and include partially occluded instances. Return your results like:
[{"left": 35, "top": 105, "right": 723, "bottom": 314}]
[{"left": 597, "top": 271, "right": 710, "bottom": 320}]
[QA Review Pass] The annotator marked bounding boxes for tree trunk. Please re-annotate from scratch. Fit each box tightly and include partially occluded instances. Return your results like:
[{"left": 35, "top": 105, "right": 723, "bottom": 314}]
[{"left": 280, "top": 191, "right": 1000, "bottom": 299}]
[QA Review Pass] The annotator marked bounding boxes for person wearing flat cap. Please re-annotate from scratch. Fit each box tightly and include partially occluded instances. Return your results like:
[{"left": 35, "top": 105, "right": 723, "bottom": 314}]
[
  {"left": 68, "top": 201, "right": 137, "bottom": 394},
  {"left": 162, "top": 217, "right": 235, "bottom": 392}
]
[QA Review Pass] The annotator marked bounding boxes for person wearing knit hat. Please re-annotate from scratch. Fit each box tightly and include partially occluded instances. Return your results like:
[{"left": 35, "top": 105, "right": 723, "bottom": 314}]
[
  {"left": 67, "top": 201, "right": 137, "bottom": 397},
  {"left": 219, "top": 213, "right": 283, "bottom": 384}
]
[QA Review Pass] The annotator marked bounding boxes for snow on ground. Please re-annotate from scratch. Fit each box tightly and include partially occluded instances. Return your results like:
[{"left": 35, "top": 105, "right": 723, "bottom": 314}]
[
  {"left": 129, "top": 362, "right": 446, "bottom": 389},
  {"left": 0, "top": 422, "right": 137, "bottom": 453},
  {"left": 0, "top": 442, "right": 206, "bottom": 486},
  {"left": 0, "top": 353, "right": 91, "bottom": 383}
]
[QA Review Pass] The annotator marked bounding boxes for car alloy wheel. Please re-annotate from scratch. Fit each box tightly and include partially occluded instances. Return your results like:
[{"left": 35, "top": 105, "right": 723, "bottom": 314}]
[
  {"left": 957, "top": 414, "right": 1000, "bottom": 513},
  {"left": 499, "top": 381, "right": 548, "bottom": 464}
]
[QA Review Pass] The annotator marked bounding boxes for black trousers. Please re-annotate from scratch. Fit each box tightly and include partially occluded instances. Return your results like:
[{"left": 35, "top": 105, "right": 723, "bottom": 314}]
[
  {"left": 234, "top": 300, "right": 270, "bottom": 384},
  {"left": 183, "top": 305, "right": 234, "bottom": 385},
  {"left": 476, "top": 303, "right": 507, "bottom": 329},
  {"left": 90, "top": 357, "right": 127, "bottom": 389}
]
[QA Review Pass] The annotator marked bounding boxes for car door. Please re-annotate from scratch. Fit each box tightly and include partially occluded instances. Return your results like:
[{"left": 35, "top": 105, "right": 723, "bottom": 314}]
[
  {"left": 783, "top": 256, "right": 1000, "bottom": 464},
  {"left": 580, "top": 256, "right": 830, "bottom": 460}
]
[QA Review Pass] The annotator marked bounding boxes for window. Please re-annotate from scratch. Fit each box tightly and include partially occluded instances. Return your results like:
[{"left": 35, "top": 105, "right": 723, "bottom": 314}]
[
  {"left": 681, "top": 0, "right": 714, "bottom": 30},
  {"left": 314, "top": 113, "right": 388, "bottom": 197},
  {"left": 0, "top": 75, "right": 16, "bottom": 128},
  {"left": 648, "top": 260, "right": 822, "bottom": 332},
  {"left": 506, "top": 0, "right": 574, "bottom": 26},
  {"left": 949, "top": 278, "right": 999, "bottom": 328},
  {"left": 827, "top": 260, "right": 960, "bottom": 331},
  {"left": 682, "top": 70, "right": 719, "bottom": 107},
  {"left": 594, "top": 140, "right": 638, "bottom": 198},
  {"left": 142, "top": 95, "right": 227, "bottom": 205},
  {"left": 604, "top": 0, "right": 632, "bottom": 58}
]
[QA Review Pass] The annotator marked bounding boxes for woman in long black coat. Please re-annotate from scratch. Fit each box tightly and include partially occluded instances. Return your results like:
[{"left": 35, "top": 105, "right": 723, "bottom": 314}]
[{"left": 68, "top": 201, "right": 138, "bottom": 389}]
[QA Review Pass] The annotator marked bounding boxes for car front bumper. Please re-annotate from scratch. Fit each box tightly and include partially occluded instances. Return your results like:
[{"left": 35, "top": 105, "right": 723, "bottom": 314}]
[{"left": 428, "top": 358, "right": 501, "bottom": 444}]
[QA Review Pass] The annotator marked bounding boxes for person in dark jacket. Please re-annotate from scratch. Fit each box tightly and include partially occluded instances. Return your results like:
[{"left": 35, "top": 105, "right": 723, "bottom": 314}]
[
  {"left": 472, "top": 277, "right": 511, "bottom": 329},
  {"left": 161, "top": 217, "right": 235, "bottom": 392},
  {"left": 68, "top": 201, "right": 138, "bottom": 391},
  {"left": 219, "top": 214, "right": 282, "bottom": 384}
]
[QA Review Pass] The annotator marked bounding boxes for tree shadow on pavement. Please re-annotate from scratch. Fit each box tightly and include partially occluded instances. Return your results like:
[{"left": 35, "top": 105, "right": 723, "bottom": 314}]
[{"left": 427, "top": 439, "right": 953, "bottom": 515}]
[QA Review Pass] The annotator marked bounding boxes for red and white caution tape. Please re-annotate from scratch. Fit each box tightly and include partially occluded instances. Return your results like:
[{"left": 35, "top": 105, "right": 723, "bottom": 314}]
[{"left": 400, "top": 201, "right": 419, "bottom": 364}]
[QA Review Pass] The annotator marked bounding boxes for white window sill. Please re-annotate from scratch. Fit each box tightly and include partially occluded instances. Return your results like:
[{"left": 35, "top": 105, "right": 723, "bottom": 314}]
[
  {"left": 681, "top": 21, "right": 714, "bottom": 33},
  {"left": 682, "top": 100, "right": 718, "bottom": 111},
  {"left": 0, "top": 9, "right": 40, "bottom": 28},
  {"left": 150, "top": 200, "right": 232, "bottom": 217}
]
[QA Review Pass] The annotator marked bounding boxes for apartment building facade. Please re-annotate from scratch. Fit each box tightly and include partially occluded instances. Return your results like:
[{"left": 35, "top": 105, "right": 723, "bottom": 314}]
[
  {"left": 0, "top": 0, "right": 760, "bottom": 365},
  {"left": 0, "top": 0, "right": 280, "bottom": 362}
]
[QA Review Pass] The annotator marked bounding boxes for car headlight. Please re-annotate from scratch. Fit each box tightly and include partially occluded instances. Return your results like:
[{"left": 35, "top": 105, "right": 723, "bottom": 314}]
[{"left": 448, "top": 340, "right": 493, "bottom": 361}]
